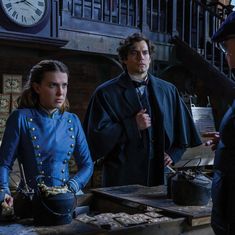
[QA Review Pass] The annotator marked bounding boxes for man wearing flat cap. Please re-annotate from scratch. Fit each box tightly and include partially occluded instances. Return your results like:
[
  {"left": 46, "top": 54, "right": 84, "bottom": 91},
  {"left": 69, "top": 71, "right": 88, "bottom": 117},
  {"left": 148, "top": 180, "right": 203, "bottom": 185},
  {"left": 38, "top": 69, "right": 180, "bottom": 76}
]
[
  {"left": 211, "top": 11, "right": 235, "bottom": 73},
  {"left": 208, "top": 11, "right": 235, "bottom": 235}
]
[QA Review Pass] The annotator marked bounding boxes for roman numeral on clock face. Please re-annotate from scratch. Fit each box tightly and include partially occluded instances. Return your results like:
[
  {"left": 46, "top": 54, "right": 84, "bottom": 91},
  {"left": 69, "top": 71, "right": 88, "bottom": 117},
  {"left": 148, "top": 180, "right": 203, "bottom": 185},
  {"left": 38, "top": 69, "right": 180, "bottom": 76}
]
[
  {"left": 12, "top": 10, "right": 18, "bottom": 19},
  {"left": 35, "top": 9, "right": 42, "bottom": 16},
  {"left": 38, "top": 1, "right": 44, "bottom": 7},
  {"left": 5, "top": 3, "right": 11, "bottom": 10},
  {"left": 22, "top": 15, "right": 27, "bottom": 23}
]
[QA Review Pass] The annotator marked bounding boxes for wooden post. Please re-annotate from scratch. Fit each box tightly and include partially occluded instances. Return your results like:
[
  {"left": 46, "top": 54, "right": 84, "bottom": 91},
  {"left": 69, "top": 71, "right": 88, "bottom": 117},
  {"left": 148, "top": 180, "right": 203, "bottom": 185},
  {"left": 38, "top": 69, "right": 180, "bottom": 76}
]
[
  {"left": 141, "top": 0, "right": 150, "bottom": 34},
  {"left": 172, "top": 0, "right": 179, "bottom": 37}
]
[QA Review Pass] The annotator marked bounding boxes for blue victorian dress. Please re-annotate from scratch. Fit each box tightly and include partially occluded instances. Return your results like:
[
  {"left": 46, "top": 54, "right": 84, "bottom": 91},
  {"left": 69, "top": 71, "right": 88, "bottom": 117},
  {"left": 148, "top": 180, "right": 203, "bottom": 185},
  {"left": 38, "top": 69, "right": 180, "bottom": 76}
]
[{"left": 0, "top": 108, "right": 93, "bottom": 199}]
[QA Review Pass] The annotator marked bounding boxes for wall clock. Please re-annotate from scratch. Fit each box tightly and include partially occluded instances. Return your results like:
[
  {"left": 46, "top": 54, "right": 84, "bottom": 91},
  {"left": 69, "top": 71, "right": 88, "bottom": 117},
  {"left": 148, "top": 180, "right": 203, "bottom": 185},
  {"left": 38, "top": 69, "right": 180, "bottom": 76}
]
[{"left": 0, "top": 0, "right": 50, "bottom": 32}]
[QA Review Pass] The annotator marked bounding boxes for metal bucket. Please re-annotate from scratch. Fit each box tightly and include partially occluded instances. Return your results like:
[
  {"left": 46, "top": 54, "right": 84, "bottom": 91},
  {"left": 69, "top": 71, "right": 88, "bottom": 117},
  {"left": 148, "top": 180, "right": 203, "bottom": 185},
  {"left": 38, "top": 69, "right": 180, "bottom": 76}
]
[
  {"left": 32, "top": 190, "right": 76, "bottom": 225},
  {"left": 32, "top": 176, "right": 76, "bottom": 226},
  {"left": 170, "top": 171, "right": 212, "bottom": 206}
]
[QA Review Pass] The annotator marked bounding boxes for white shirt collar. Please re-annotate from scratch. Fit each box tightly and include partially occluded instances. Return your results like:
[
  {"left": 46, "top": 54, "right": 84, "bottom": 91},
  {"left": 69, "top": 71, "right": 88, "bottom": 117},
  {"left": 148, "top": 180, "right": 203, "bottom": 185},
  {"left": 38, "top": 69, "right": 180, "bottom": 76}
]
[{"left": 128, "top": 73, "right": 148, "bottom": 83}]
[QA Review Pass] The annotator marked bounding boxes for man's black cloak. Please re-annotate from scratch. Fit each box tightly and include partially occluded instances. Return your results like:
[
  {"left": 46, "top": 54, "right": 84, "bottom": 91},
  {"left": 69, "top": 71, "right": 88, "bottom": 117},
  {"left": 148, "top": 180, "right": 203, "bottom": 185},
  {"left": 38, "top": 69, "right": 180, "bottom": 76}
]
[{"left": 84, "top": 73, "right": 202, "bottom": 187}]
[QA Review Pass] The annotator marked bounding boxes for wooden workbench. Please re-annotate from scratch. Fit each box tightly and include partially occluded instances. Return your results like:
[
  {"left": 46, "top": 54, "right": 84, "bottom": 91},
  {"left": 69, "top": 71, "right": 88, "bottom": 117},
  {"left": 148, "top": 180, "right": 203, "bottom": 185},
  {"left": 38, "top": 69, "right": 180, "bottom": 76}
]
[{"left": 0, "top": 185, "right": 214, "bottom": 235}]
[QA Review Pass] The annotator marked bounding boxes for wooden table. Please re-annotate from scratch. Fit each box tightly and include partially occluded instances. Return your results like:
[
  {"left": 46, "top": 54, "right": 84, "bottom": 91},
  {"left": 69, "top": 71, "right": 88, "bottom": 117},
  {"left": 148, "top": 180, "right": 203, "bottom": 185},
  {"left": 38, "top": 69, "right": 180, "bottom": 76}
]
[{"left": 0, "top": 185, "right": 214, "bottom": 235}]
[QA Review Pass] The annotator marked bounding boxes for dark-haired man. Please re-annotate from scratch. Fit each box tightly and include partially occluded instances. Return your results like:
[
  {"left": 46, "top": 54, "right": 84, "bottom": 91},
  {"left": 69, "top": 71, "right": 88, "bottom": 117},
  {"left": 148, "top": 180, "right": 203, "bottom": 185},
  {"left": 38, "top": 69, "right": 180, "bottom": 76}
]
[{"left": 84, "top": 33, "right": 201, "bottom": 187}]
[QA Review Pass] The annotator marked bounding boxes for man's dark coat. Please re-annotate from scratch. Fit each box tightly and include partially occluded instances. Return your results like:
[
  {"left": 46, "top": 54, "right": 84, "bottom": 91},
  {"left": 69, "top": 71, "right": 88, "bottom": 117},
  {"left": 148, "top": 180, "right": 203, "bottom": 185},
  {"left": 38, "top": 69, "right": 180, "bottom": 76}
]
[
  {"left": 84, "top": 73, "right": 201, "bottom": 187},
  {"left": 211, "top": 101, "right": 235, "bottom": 235}
]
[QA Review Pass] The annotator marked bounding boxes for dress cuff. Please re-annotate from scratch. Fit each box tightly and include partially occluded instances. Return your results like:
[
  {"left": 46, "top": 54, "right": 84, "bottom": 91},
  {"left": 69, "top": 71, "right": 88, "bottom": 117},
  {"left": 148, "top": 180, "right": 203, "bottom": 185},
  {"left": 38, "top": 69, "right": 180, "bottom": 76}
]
[{"left": 67, "top": 179, "right": 80, "bottom": 194}]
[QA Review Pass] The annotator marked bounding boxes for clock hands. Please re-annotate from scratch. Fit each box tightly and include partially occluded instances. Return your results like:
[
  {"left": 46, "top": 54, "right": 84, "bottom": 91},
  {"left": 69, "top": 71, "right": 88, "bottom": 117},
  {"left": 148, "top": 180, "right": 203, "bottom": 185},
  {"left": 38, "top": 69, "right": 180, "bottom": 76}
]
[
  {"left": 12, "top": 0, "right": 38, "bottom": 11},
  {"left": 24, "top": 0, "right": 37, "bottom": 10},
  {"left": 13, "top": 0, "right": 26, "bottom": 4}
]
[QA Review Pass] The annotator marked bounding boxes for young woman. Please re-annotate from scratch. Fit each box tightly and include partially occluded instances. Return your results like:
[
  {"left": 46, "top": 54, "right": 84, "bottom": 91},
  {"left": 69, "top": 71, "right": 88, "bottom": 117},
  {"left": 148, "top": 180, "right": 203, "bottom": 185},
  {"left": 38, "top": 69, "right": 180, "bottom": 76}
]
[{"left": 0, "top": 60, "right": 93, "bottom": 209}]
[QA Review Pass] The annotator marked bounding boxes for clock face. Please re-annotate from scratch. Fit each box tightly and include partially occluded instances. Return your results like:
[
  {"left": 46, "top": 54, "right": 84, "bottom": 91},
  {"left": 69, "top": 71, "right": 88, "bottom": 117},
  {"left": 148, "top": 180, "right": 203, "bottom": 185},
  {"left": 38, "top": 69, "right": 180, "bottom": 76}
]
[{"left": 0, "top": 0, "right": 47, "bottom": 27}]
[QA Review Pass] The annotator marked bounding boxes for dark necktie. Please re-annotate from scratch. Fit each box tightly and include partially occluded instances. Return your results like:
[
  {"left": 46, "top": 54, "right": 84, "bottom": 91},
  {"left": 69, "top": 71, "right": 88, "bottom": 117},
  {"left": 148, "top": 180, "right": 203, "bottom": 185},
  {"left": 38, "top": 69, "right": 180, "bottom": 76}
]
[{"left": 132, "top": 79, "right": 148, "bottom": 88}]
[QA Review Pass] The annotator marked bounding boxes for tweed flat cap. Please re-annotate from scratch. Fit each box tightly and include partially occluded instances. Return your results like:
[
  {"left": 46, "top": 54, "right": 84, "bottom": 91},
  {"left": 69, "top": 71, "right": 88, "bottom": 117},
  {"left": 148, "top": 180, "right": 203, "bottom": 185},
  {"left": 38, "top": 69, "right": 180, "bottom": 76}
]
[{"left": 211, "top": 11, "right": 235, "bottom": 42}]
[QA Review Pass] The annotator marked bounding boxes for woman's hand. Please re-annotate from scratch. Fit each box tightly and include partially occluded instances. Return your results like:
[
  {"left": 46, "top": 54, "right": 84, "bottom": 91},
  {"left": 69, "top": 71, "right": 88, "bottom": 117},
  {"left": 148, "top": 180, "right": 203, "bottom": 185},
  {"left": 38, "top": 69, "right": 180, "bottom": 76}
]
[{"left": 1, "top": 194, "right": 13, "bottom": 208}]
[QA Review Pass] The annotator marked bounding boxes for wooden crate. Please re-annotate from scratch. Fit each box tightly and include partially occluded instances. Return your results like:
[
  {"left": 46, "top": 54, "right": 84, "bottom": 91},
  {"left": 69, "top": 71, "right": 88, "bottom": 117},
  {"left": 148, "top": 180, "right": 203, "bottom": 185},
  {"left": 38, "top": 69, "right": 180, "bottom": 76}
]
[
  {"left": 3, "top": 74, "right": 22, "bottom": 94},
  {"left": 0, "top": 113, "right": 8, "bottom": 129},
  {"left": 0, "top": 94, "right": 10, "bottom": 113}
]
